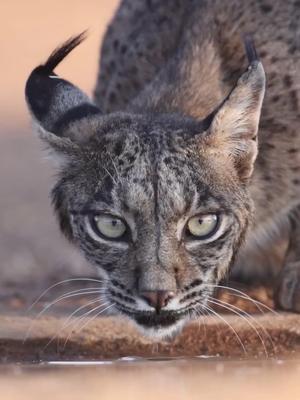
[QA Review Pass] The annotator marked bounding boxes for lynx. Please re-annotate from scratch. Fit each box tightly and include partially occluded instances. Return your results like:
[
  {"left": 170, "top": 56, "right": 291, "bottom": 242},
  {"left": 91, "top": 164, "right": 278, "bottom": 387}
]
[{"left": 25, "top": 0, "right": 300, "bottom": 338}]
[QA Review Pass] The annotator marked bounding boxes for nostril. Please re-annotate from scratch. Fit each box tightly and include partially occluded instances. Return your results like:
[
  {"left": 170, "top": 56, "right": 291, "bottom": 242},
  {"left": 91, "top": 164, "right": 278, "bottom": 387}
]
[
  {"left": 141, "top": 291, "right": 158, "bottom": 308},
  {"left": 159, "top": 291, "right": 175, "bottom": 308},
  {"left": 141, "top": 290, "right": 175, "bottom": 312}
]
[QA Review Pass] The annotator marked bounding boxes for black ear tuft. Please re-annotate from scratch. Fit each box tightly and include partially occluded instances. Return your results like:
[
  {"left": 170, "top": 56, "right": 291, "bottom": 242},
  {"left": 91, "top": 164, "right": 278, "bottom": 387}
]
[
  {"left": 25, "top": 31, "right": 101, "bottom": 135},
  {"left": 41, "top": 31, "right": 88, "bottom": 75},
  {"left": 243, "top": 34, "right": 259, "bottom": 63}
]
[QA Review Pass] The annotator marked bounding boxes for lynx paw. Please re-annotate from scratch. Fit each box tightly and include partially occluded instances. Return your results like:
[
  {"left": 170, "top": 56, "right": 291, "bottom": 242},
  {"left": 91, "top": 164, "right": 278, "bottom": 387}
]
[{"left": 276, "top": 262, "right": 300, "bottom": 312}]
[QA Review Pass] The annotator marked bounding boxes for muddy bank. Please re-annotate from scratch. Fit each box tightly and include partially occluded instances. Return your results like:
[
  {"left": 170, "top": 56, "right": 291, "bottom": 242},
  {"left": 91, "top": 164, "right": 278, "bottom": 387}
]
[{"left": 0, "top": 284, "right": 299, "bottom": 363}]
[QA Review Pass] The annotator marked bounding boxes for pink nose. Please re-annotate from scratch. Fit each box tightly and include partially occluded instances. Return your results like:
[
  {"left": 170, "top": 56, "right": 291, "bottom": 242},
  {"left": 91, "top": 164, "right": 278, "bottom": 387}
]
[{"left": 141, "top": 290, "right": 175, "bottom": 313}]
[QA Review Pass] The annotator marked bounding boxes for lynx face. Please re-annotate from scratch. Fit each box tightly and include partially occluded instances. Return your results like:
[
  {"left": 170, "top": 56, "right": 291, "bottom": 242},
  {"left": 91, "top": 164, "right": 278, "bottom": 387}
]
[
  {"left": 52, "top": 114, "right": 252, "bottom": 338},
  {"left": 25, "top": 35, "right": 265, "bottom": 338}
]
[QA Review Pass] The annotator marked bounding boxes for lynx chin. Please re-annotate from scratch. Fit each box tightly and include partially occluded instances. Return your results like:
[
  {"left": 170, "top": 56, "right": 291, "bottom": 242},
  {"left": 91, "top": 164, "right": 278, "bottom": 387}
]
[{"left": 25, "top": 0, "right": 300, "bottom": 338}]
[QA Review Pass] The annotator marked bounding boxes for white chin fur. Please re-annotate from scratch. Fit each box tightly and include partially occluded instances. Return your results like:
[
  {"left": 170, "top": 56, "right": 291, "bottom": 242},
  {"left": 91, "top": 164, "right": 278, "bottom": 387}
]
[{"left": 132, "top": 318, "right": 187, "bottom": 341}]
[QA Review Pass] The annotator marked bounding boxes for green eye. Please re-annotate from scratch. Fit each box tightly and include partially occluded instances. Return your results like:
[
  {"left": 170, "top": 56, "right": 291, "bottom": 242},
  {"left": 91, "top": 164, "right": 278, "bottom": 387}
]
[
  {"left": 92, "top": 214, "right": 127, "bottom": 240},
  {"left": 186, "top": 214, "right": 219, "bottom": 239}
]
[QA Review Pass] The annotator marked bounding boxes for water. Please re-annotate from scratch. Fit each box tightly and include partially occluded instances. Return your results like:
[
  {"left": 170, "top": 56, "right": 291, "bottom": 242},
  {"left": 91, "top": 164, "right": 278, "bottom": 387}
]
[
  {"left": 1, "top": 357, "right": 300, "bottom": 400},
  {"left": 45, "top": 354, "right": 219, "bottom": 366}
]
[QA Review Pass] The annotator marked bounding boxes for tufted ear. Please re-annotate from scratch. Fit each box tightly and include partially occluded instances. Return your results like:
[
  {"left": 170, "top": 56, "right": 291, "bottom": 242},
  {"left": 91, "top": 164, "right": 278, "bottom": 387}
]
[
  {"left": 205, "top": 36, "right": 266, "bottom": 181},
  {"left": 25, "top": 32, "right": 102, "bottom": 163}
]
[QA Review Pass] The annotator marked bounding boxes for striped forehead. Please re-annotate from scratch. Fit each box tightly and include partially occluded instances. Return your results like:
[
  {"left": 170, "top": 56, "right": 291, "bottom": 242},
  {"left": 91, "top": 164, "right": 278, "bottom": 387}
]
[
  {"left": 105, "top": 149, "right": 218, "bottom": 219},
  {"left": 90, "top": 129, "right": 228, "bottom": 219}
]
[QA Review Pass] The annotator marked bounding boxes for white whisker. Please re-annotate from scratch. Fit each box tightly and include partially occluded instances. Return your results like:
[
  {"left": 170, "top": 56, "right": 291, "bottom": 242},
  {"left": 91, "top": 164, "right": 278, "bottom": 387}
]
[
  {"left": 102, "top": 166, "right": 118, "bottom": 185},
  {"left": 201, "top": 303, "right": 247, "bottom": 355},
  {"left": 207, "top": 297, "right": 271, "bottom": 357},
  {"left": 27, "top": 277, "right": 106, "bottom": 312},
  {"left": 42, "top": 298, "right": 104, "bottom": 350},
  {"left": 24, "top": 289, "right": 105, "bottom": 342},
  {"left": 191, "top": 304, "right": 207, "bottom": 339},
  {"left": 62, "top": 303, "right": 115, "bottom": 350},
  {"left": 61, "top": 301, "right": 111, "bottom": 349},
  {"left": 107, "top": 153, "right": 121, "bottom": 182},
  {"left": 203, "top": 283, "right": 278, "bottom": 316}
]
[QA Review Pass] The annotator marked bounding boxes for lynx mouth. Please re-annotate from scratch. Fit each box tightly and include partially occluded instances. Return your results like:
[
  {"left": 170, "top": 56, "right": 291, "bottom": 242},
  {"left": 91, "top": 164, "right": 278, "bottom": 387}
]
[
  {"left": 133, "top": 311, "right": 183, "bottom": 328},
  {"left": 116, "top": 304, "right": 188, "bottom": 328}
]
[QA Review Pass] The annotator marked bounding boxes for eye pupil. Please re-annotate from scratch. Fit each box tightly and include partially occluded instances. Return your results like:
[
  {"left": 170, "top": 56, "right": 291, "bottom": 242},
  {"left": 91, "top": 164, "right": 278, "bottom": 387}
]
[
  {"left": 90, "top": 214, "right": 128, "bottom": 240},
  {"left": 186, "top": 214, "right": 219, "bottom": 240}
]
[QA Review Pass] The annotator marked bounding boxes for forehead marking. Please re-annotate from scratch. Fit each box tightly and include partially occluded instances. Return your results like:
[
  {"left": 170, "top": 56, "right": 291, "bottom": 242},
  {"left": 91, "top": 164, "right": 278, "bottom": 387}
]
[{"left": 152, "top": 137, "right": 162, "bottom": 264}]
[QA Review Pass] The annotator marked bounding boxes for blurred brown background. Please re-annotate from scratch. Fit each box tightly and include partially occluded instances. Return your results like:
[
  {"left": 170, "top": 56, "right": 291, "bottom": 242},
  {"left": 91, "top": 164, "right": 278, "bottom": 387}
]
[{"left": 0, "top": 1, "right": 119, "bottom": 294}]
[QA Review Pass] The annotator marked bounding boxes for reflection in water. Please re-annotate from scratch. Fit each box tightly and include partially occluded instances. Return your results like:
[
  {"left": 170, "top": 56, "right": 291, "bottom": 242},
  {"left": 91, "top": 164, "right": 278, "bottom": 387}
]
[
  {"left": 1, "top": 358, "right": 300, "bottom": 400},
  {"left": 46, "top": 354, "right": 219, "bottom": 366}
]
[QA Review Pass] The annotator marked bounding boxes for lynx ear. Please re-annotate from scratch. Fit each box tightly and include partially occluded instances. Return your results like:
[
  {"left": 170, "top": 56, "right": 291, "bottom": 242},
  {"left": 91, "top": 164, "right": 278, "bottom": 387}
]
[
  {"left": 25, "top": 32, "right": 101, "bottom": 158},
  {"left": 206, "top": 38, "right": 265, "bottom": 181}
]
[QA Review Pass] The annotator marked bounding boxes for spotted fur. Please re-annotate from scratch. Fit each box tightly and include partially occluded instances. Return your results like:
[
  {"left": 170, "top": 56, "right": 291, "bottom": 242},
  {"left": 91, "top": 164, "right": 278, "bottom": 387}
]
[{"left": 25, "top": 0, "right": 300, "bottom": 338}]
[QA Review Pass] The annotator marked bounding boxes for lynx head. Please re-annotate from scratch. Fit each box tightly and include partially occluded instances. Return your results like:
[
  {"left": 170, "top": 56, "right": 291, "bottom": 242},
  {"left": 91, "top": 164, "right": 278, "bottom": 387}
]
[{"left": 25, "top": 33, "right": 265, "bottom": 338}]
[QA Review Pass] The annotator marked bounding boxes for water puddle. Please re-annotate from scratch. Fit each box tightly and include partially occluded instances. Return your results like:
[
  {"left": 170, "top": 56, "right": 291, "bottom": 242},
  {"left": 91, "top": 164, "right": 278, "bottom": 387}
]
[
  {"left": 1, "top": 352, "right": 300, "bottom": 400},
  {"left": 45, "top": 354, "right": 219, "bottom": 366}
]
